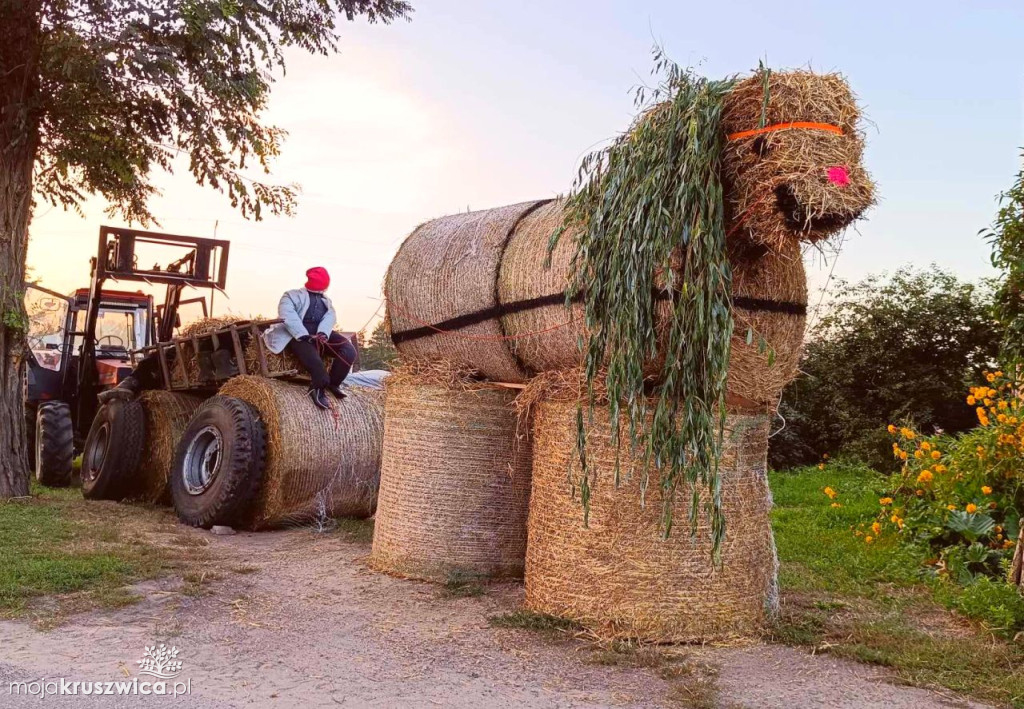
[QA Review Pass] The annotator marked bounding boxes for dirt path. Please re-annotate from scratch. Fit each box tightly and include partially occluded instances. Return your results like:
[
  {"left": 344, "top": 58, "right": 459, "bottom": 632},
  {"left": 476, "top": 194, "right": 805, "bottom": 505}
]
[{"left": 0, "top": 527, "right": 984, "bottom": 708}]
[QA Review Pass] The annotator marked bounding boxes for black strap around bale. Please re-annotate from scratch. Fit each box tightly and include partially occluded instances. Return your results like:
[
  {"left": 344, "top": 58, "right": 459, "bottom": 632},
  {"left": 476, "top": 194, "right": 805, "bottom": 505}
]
[{"left": 390, "top": 288, "right": 806, "bottom": 345}]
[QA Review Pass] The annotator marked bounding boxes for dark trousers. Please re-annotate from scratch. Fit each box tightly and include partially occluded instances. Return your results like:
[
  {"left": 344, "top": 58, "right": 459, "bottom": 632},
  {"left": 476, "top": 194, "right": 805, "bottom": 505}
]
[{"left": 287, "top": 332, "right": 357, "bottom": 389}]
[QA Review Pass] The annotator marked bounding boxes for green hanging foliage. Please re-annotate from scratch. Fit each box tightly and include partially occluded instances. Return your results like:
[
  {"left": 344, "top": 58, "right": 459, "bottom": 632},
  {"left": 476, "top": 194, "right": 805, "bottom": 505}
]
[
  {"left": 984, "top": 155, "right": 1024, "bottom": 369},
  {"left": 553, "top": 51, "right": 738, "bottom": 555}
]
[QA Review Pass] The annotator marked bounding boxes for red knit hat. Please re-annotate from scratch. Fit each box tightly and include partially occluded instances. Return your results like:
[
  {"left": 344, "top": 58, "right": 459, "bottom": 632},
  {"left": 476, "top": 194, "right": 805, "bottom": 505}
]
[{"left": 305, "top": 267, "right": 330, "bottom": 292}]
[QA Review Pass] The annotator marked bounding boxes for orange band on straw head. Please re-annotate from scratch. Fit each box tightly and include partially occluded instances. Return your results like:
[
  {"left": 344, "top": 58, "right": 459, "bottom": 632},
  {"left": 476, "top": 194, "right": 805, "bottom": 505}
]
[{"left": 727, "top": 121, "right": 843, "bottom": 141}]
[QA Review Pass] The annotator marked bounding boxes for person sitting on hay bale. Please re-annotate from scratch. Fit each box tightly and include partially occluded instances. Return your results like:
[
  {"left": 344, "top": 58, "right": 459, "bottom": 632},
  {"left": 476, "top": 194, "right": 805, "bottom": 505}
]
[{"left": 263, "top": 267, "right": 357, "bottom": 410}]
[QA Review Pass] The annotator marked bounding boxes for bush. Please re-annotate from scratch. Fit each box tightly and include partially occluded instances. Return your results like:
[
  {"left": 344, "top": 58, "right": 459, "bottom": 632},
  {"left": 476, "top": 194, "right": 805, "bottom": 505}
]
[
  {"left": 769, "top": 266, "right": 999, "bottom": 470},
  {"left": 861, "top": 371, "right": 1022, "bottom": 591},
  {"left": 946, "top": 576, "right": 1024, "bottom": 637}
]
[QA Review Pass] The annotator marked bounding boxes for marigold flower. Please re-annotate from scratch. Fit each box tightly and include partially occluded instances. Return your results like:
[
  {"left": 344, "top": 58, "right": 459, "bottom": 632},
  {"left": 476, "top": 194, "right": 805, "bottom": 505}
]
[
  {"left": 914, "top": 450, "right": 924, "bottom": 459},
  {"left": 879, "top": 497, "right": 893, "bottom": 505},
  {"left": 987, "top": 373, "right": 996, "bottom": 382},
  {"left": 984, "top": 399, "right": 993, "bottom": 407},
  {"left": 871, "top": 521, "right": 881, "bottom": 535},
  {"left": 967, "top": 395, "right": 976, "bottom": 405},
  {"left": 830, "top": 502, "right": 842, "bottom": 508},
  {"left": 947, "top": 504, "right": 956, "bottom": 511},
  {"left": 917, "top": 470, "right": 933, "bottom": 483},
  {"left": 887, "top": 424, "right": 897, "bottom": 434},
  {"left": 999, "top": 400, "right": 1009, "bottom": 410},
  {"left": 818, "top": 463, "right": 825, "bottom": 470},
  {"left": 930, "top": 450, "right": 941, "bottom": 459},
  {"left": 864, "top": 535, "right": 874, "bottom": 544},
  {"left": 1004, "top": 540, "right": 1015, "bottom": 549},
  {"left": 920, "top": 441, "right": 931, "bottom": 451},
  {"left": 934, "top": 464, "right": 947, "bottom": 473},
  {"left": 966, "top": 503, "right": 978, "bottom": 514},
  {"left": 998, "top": 414, "right": 1009, "bottom": 423},
  {"left": 899, "top": 451, "right": 908, "bottom": 460},
  {"left": 982, "top": 486, "right": 993, "bottom": 495},
  {"left": 900, "top": 427, "right": 915, "bottom": 440},
  {"left": 823, "top": 487, "right": 838, "bottom": 500}
]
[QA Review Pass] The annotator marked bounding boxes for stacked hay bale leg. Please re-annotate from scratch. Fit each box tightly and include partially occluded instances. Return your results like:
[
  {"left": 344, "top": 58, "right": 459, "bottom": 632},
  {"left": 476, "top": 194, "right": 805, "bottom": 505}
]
[
  {"left": 524, "top": 396, "right": 775, "bottom": 641},
  {"left": 370, "top": 371, "right": 532, "bottom": 581}
]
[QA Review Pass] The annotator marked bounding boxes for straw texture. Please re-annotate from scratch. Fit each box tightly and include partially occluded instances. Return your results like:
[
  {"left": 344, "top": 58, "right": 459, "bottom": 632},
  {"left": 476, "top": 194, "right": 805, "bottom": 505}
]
[
  {"left": 721, "top": 71, "right": 875, "bottom": 249},
  {"left": 728, "top": 239, "right": 808, "bottom": 405},
  {"left": 385, "top": 201, "right": 547, "bottom": 382},
  {"left": 132, "top": 390, "right": 205, "bottom": 504},
  {"left": 524, "top": 397, "right": 776, "bottom": 642},
  {"left": 218, "top": 376, "right": 384, "bottom": 529},
  {"left": 370, "top": 375, "right": 532, "bottom": 581}
]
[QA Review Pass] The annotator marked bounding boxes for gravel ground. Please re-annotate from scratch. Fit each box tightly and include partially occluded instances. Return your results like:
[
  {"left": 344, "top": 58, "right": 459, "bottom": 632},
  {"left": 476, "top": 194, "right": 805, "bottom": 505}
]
[{"left": 0, "top": 526, "right": 987, "bottom": 708}]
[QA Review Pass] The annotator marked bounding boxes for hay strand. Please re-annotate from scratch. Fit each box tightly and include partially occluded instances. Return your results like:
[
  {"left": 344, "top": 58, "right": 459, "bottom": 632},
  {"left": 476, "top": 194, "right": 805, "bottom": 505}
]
[{"left": 132, "top": 390, "right": 205, "bottom": 504}]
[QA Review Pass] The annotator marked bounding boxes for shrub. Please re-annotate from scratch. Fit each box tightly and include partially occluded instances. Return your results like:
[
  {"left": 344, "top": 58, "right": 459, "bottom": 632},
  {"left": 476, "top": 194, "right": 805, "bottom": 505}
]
[
  {"left": 861, "top": 371, "right": 1022, "bottom": 587},
  {"left": 770, "top": 266, "right": 1000, "bottom": 471}
]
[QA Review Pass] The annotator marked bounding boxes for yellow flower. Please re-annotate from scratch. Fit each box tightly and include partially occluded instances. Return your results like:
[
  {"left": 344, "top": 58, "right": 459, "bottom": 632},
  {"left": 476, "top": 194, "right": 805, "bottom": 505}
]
[
  {"left": 987, "top": 373, "right": 996, "bottom": 383},
  {"left": 930, "top": 450, "right": 941, "bottom": 459},
  {"left": 966, "top": 503, "right": 978, "bottom": 514},
  {"left": 914, "top": 450, "right": 924, "bottom": 459},
  {"left": 823, "top": 487, "right": 838, "bottom": 500},
  {"left": 984, "top": 398, "right": 993, "bottom": 407},
  {"left": 900, "top": 427, "right": 915, "bottom": 440},
  {"left": 934, "top": 464, "right": 947, "bottom": 473},
  {"left": 917, "top": 470, "right": 933, "bottom": 484},
  {"left": 1004, "top": 540, "right": 1015, "bottom": 549},
  {"left": 998, "top": 414, "right": 1009, "bottom": 423},
  {"left": 864, "top": 535, "right": 874, "bottom": 544},
  {"left": 879, "top": 497, "right": 893, "bottom": 505},
  {"left": 830, "top": 502, "right": 842, "bottom": 508},
  {"left": 999, "top": 400, "right": 1009, "bottom": 410},
  {"left": 996, "top": 371, "right": 1004, "bottom": 377},
  {"left": 967, "top": 395, "right": 976, "bottom": 405},
  {"left": 982, "top": 486, "right": 993, "bottom": 495},
  {"left": 871, "top": 522, "right": 882, "bottom": 535},
  {"left": 920, "top": 441, "right": 931, "bottom": 451},
  {"left": 818, "top": 463, "right": 825, "bottom": 470},
  {"left": 887, "top": 424, "right": 897, "bottom": 434},
  {"left": 947, "top": 504, "right": 956, "bottom": 511}
]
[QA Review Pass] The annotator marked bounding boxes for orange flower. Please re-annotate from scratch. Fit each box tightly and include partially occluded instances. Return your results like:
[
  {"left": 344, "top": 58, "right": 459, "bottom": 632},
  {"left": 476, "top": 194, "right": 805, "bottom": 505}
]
[
  {"left": 830, "top": 502, "right": 842, "bottom": 508},
  {"left": 887, "top": 424, "right": 897, "bottom": 434},
  {"left": 864, "top": 535, "right": 874, "bottom": 544},
  {"left": 930, "top": 450, "right": 941, "bottom": 459},
  {"left": 982, "top": 486, "right": 993, "bottom": 495},
  {"left": 917, "top": 470, "right": 934, "bottom": 484},
  {"left": 966, "top": 503, "right": 978, "bottom": 514},
  {"left": 947, "top": 504, "right": 956, "bottom": 511},
  {"left": 879, "top": 497, "right": 893, "bottom": 505},
  {"left": 871, "top": 522, "right": 882, "bottom": 535},
  {"left": 823, "top": 487, "right": 838, "bottom": 500}
]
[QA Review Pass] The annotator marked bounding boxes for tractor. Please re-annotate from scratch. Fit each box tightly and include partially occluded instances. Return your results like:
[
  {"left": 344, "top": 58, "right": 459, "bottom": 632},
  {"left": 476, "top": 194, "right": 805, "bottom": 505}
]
[{"left": 24, "top": 226, "right": 228, "bottom": 488}]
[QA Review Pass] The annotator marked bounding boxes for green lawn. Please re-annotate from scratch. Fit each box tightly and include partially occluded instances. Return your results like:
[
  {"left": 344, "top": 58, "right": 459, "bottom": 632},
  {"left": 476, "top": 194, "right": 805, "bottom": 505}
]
[
  {"left": 0, "top": 484, "right": 207, "bottom": 625},
  {"left": 771, "top": 464, "right": 1024, "bottom": 706}
]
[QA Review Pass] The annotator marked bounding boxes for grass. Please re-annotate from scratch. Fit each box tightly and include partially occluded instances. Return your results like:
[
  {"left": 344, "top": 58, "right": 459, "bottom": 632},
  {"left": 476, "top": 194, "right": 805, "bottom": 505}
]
[
  {"left": 489, "top": 610, "right": 583, "bottom": 634},
  {"left": 771, "top": 463, "right": 1024, "bottom": 707},
  {"left": 0, "top": 482, "right": 215, "bottom": 625},
  {"left": 333, "top": 517, "right": 375, "bottom": 544}
]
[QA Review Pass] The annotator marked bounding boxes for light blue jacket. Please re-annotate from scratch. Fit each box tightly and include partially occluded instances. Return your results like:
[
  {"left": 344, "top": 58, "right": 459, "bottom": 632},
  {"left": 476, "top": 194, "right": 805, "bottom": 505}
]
[{"left": 263, "top": 288, "right": 337, "bottom": 354}]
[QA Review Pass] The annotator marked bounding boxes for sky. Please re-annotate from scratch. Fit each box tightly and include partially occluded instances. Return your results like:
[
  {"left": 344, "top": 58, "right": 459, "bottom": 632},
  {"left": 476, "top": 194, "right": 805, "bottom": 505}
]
[{"left": 27, "top": 0, "right": 1024, "bottom": 333}]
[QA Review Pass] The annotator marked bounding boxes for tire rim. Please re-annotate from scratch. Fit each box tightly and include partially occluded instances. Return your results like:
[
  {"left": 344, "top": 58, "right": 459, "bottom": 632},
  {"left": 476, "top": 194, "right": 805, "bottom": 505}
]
[
  {"left": 183, "top": 425, "right": 223, "bottom": 496},
  {"left": 84, "top": 421, "right": 110, "bottom": 483}
]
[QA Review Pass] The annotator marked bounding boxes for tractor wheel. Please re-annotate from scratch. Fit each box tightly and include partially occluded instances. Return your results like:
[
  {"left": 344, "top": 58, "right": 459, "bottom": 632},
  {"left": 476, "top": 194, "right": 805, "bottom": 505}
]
[
  {"left": 82, "top": 400, "right": 146, "bottom": 500},
  {"left": 171, "top": 396, "right": 266, "bottom": 529},
  {"left": 34, "top": 402, "right": 74, "bottom": 487}
]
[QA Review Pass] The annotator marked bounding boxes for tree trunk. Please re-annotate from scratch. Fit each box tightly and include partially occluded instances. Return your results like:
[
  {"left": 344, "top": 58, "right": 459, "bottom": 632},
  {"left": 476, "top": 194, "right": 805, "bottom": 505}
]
[{"left": 0, "top": 1, "right": 42, "bottom": 498}]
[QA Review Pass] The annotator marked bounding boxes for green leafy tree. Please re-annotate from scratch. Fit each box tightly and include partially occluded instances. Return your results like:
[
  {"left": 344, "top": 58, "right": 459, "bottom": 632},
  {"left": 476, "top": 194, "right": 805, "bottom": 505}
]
[
  {"left": 984, "top": 154, "right": 1024, "bottom": 366},
  {"left": 0, "top": 0, "right": 411, "bottom": 497},
  {"left": 770, "top": 266, "right": 1000, "bottom": 471},
  {"left": 358, "top": 319, "right": 396, "bottom": 371}
]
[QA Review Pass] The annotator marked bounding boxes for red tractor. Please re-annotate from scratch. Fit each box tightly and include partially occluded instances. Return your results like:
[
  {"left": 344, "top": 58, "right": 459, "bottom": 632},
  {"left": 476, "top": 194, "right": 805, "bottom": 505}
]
[{"left": 24, "top": 226, "right": 227, "bottom": 487}]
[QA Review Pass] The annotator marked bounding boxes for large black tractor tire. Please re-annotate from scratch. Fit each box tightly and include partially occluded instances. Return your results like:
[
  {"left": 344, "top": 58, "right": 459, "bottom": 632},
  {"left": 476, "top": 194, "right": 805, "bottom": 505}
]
[
  {"left": 34, "top": 402, "right": 74, "bottom": 487},
  {"left": 171, "top": 395, "right": 266, "bottom": 529},
  {"left": 82, "top": 400, "right": 146, "bottom": 500}
]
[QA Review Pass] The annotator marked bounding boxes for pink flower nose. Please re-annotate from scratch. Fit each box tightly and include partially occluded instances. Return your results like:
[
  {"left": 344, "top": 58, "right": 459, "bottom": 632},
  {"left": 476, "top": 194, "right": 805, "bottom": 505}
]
[{"left": 827, "top": 166, "right": 850, "bottom": 186}]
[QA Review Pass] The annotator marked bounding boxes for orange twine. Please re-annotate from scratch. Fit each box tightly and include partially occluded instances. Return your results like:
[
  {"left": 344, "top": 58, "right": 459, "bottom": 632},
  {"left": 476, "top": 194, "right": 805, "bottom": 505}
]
[{"left": 727, "top": 121, "right": 842, "bottom": 142}]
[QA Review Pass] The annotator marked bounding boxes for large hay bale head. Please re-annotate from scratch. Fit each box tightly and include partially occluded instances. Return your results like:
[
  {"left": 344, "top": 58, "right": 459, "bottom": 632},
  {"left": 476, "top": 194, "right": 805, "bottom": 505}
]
[
  {"left": 721, "top": 70, "right": 875, "bottom": 249},
  {"left": 132, "top": 390, "right": 205, "bottom": 504},
  {"left": 524, "top": 396, "right": 776, "bottom": 642},
  {"left": 218, "top": 376, "right": 384, "bottom": 528},
  {"left": 370, "top": 369, "right": 532, "bottom": 581}
]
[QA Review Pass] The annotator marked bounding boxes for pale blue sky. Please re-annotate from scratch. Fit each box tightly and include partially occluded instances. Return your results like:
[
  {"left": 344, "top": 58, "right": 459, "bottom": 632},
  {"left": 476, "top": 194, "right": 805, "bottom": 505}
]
[{"left": 30, "top": 0, "right": 1024, "bottom": 330}]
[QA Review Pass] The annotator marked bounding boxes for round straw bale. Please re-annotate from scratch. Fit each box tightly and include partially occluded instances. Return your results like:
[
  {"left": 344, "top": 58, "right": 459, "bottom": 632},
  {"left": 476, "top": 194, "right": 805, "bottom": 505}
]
[
  {"left": 370, "top": 375, "right": 532, "bottom": 581},
  {"left": 218, "top": 376, "right": 384, "bottom": 528},
  {"left": 385, "top": 201, "right": 550, "bottom": 382},
  {"left": 132, "top": 390, "right": 205, "bottom": 504},
  {"left": 524, "top": 397, "right": 776, "bottom": 642}
]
